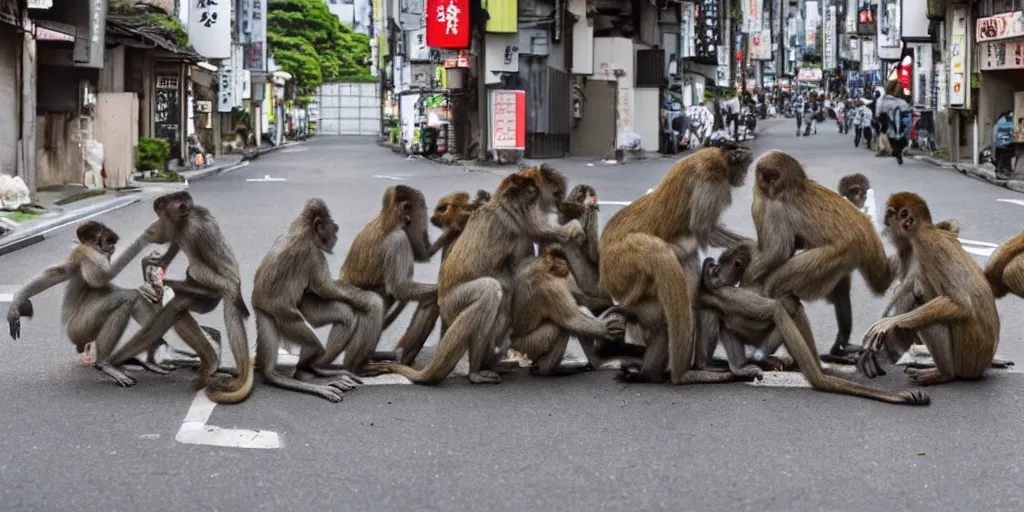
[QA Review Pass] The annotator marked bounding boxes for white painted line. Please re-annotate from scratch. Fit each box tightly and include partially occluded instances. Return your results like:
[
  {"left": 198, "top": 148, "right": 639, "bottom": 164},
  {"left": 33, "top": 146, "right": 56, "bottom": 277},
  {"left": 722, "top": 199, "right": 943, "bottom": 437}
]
[
  {"left": 0, "top": 293, "right": 13, "bottom": 302},
  {"left": 374, "top": 175, "right": 405, "bottom": 180},
  {"left": 175, "top": 391, "right": 282, "bottom": 449},
  {"left": 962, "top": 246, "right": 996, "bottom": 257},
  {"left": 959, "top": 238, "right": 1000, "bottom": 248},
  {"left": 280, "top": 148, "right": 308, "bottom": 153},
  {"left": 246, "top": 175, "right": 287, "bottom": 182},
  {"left": 997, "top": 199, "right": 1024, "bottom": 207},
  {"left": 597, "top": 201, "right": 632, "bottom": 206}
]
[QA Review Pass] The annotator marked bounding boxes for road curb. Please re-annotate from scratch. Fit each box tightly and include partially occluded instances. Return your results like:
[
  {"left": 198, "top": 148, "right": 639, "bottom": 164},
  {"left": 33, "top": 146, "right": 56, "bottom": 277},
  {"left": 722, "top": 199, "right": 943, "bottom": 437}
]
[
  {"left": 914, "top": 154, "right": 1024, "bottom": 194},
  {"left": 0, "top": 195, "right": 142, "bottom": 256},
  {"left": 180, "top": 161, "right": 249, "bottom": 183}
]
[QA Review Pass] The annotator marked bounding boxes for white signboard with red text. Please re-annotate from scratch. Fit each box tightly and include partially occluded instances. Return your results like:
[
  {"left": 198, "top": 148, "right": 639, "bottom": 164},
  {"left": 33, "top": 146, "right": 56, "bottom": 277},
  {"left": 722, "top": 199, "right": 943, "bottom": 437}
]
[
  {"left": 977, "top": 11, "right": 1024, "bottom": 43},
  {"left": 488, "top": 90, "right": 526, "bottom": 151}
]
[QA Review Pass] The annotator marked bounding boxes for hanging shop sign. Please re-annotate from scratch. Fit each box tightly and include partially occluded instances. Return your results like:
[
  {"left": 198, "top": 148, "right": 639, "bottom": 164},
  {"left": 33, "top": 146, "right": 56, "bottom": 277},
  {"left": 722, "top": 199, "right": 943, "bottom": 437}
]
[
  {"left": 427, "top": 0, "right": 470, "bottom": 49},
  {"left": 980, "top": 40, "right": 1024, "bottom": 70},
  {"left": 977, "top": 11, "right": 1024, "bottom": 43},
  {"left": 949, "top": 5, "right": 969, "bottom": 108}
]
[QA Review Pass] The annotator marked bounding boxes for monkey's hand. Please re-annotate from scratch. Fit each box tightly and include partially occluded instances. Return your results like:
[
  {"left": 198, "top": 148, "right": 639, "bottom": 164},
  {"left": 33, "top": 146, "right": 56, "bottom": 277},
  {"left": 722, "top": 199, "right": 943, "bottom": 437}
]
[
  {"left": 6, "top": 306, "right": 21, "bottom": 340},
  {"left": 565, "top": 219, "right": 585, "bottom": 243},
  {"left": 857, "top": 318, "right": 896, "bottom": 379},
  {"left": 137, "top": 282, "right": 164, "bottom": 304},
  {"left": 601, "top": 314, "right": 627, "bottom": 341}
]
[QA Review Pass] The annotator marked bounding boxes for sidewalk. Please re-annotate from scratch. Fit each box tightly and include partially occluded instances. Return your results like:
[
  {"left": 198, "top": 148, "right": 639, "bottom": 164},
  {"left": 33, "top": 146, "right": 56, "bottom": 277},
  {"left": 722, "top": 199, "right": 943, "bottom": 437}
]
[
  {"left": 0, "top": 140, "right": 305, "bottom": 256},
  {"left": 913, "top": 152, "right": 1024, "bottom": 194}
]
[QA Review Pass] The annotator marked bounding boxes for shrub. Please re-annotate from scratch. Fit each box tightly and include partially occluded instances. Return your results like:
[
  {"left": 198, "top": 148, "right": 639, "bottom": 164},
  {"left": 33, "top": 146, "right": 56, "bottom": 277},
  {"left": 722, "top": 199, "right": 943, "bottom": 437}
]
[{"left": 136, "top": 137, "right": 170, "bottom": 172}]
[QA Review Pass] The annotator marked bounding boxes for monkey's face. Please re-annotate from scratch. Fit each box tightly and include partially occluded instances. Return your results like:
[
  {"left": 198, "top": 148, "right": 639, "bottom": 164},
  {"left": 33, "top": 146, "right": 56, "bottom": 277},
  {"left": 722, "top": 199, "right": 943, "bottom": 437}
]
[
  {"left": 431, "top": 193, "right": 470, "bottom": 230},
  {"left": 845, "top": 187, "right": 867, "bottom": 210},
  {"left": 724, "top": 147, "right": 754, "bottom": 187},
  {"left": 93, "top": 229, "right": 118, "bottom": 259},
  {"left": 567, "top": 185, "right": 597, "bottom": 206},
  {"left": 314, "top": 217, "right": 340, "bottom": 253}
]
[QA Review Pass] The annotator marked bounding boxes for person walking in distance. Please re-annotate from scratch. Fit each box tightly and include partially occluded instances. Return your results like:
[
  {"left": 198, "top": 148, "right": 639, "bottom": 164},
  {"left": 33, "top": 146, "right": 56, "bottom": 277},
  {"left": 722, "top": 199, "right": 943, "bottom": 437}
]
[
  {"left": 993, "top": 111, "right": 1016, "bottom": 177},
  {"left": 852, "top": 97, "right": 874, "bottom": 148},
  {"left": 794, "top": 93, "right": 804, "bottom": 136},
  {"left": 875, "top": 80, "right": 912, "bottom": 165}
]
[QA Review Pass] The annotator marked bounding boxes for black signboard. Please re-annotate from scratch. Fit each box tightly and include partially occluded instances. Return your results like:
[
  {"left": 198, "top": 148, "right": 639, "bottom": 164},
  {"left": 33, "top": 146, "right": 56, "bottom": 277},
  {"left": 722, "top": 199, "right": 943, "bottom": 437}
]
[
  {"left": 695, "top": 0, "right": 720, "bottom": 61},
  {"left": 857, "top": 0, "right": 876, "bottom": 36}
]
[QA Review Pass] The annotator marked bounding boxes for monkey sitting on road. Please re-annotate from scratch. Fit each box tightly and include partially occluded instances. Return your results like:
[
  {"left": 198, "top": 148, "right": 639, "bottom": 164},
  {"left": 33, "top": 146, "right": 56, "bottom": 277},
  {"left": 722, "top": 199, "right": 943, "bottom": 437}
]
[
  {"left": 368, "top": 167, "right": 585, "bottom": 384},
  {"left": 858, "top": 193, "right": 998, "bottom": 386},
  {"left": 385, "top": 189, "right": 491, "bottom": 364},
  {"left": 252, "top": 198, "right": 383, "bottom": 402},
  {"left": 106, "top": 192, "right": 252, "bottom": 404},
  {"left": 551, "top": 184, "right": 615, "bottom": 314},
  {"left": 509, "top": 244, "right": 632, "bottom": 375},
  {"left": 6, "top": 221, "right": 181, "bottom": 386},
  {"left": 599, "top": 143, "right": 753, "bottom": 385}
]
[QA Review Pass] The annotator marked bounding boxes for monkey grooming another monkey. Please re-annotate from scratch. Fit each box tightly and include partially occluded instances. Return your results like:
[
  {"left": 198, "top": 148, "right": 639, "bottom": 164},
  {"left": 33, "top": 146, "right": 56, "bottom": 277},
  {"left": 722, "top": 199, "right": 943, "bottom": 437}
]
[
  {"left": 509, "top": 244, "right": 631, "bottom": 375},
  {"left": 339, "top": 185, "right": 441, "bottom": 369},
  {"left": 857, "top": 193, "right": 998, "bottom": 386},
  {"left": 599, "top": 143, "right": 754, "bottom": 385},
  {"left": 368, "top": 166, "right": 584, "bottom": 384},
  {"left": 252, "top": 199, "right": 383, "bottom": 402},
  {"left": 6, "top": 221, "right": 176, "bottom": 385},
  {"left": 107, "top": 192, "right": 253, "bottom": 404},
  {"left": 551, "top": 184, "right": 615, "bottom": 313}
]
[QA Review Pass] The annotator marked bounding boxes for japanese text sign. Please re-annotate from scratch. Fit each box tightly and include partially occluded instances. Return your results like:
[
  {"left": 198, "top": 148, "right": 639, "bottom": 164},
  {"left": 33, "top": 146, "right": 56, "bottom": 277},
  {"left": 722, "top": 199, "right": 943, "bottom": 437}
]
[
  {"left": 426, "top": 0, "right": 470, "bottom": 49},
  {"left": 488, "top": 90, "right": 526, "bottom": 151}
]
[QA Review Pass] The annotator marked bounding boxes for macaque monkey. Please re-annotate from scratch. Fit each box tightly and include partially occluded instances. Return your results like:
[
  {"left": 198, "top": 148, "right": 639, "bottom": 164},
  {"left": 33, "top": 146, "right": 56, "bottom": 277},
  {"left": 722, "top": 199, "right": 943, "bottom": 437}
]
[
  {"left": 509, "top": 244, "right": 632, "bottom": 375},
  {"left": 858, "top": 193, "right": 998, "bottom": 386},
  {"left": 252, "top": 198, "right": 383, "bottom": 402},
  {"left": 552, "top": 184, "right": 614, "bottom": 313},
  {"left": 599, "top": 143, "right": 753, "bottom": 384},
  {"left": 368, "top": 166, "right": 584, "bottom": 384},
  {"left": 6, "top": 221, "right": 173, "bottom": 385},
  {"left": 107, "top": 192, "right": 252, "bottom": 404},
  {"left": 339, "top": 185, "right": 440, "bottom": 369},
  {"left": 385, "top": 189, "right": 491, "bottom": 363}
]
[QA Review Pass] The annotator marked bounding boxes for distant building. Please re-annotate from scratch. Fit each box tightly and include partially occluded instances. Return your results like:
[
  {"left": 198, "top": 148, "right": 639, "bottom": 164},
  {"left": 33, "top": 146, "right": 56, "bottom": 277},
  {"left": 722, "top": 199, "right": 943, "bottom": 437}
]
[{"left": 323, "top": 0, "right": 371, "bottom": 35}]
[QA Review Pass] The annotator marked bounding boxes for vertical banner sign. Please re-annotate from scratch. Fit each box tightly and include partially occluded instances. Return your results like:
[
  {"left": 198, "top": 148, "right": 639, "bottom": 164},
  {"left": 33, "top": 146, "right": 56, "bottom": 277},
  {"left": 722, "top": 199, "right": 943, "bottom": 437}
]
[
  {"left": 876, "top": 0, "right": 901, "bottom": 60},
  {"left": 845, "top": 0, "right": 857, "bottom": 33},
  {"left": 427, "top": 0, "right": 470, "bottom": 49},
  {"left": 744, "top": 0, "right": 762, "bottom": 34},
  {"left": 949, "top": 6, "right": 968, "bottom": 107},
  {"left": 861, "top": 36, "right": 879, "bottom": 70},
  {"left": 716, "top": 45, "right": 730, "bottom": 86},
  {"left": 239, "top": 0, "right": 267, "bottom": 72},
  {"left": 824, "top": 5, "right": 836, "bottom": 69},
  {"left": 805, "top": 1, "right": 817, "bottom": 50},
  {"left": 189, "top": 0, "right": 231, "bottom": 59},
  {"left": 232, "top": 44, "right": 245, "bottom": 108},
  {"left": 74, "top": 0, "right": 107, "bottom": 68},
  {"left": 488, "top": 90, "right": 526, "bottom": 150},
  {"left": 218, "top": 60, "right": 234, "bottom": 112},
  {"left": 857, "top": 0, "right": 876, "bottom": 36},
  {"left": 695, "top": 0, "right": 720, "bottom": 60}
]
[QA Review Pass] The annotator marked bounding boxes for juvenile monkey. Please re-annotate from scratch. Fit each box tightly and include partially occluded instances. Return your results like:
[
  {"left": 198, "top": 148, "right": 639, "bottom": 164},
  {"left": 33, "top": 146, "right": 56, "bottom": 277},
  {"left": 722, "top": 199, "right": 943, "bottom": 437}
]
[
  {"left": 387, "top": 189, "right": 492, "bottom": 364},
  {"left": 6, "top": 221, "right": 175, "bottom": 385},
  {"left": 339, "top": 185, "right": 440, "bottom": 369},
  {"left": 551, "top": 184, "right": 614, "bottom": 313},
  {"left": 858, "top": 192, "right": 998, "bottom": 386},
  {"left": 696, "top": 241, "right": 927, "bottom": 404},
  {"left": 599, "top": 143, "right": 753, "bottom": 384},
  {"left": 107, "top": 192, "right": 253, "bottom": 404},
  {"left": 368, "top": 166, "right": 584, "bottom": 384},
  {"left": 509, "top": 244, "right": 631, "bottom": 375},
  {"left": 252, "top": 199, "right": 383, "bottom": 402}
]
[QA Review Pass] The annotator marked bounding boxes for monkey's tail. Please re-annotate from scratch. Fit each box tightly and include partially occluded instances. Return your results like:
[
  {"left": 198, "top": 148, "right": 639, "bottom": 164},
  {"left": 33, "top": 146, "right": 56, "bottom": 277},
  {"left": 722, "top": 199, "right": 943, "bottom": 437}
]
[
  {"left": 983, "top": 243, "right": 1021, "bottom": 298},
  {"left": 206, "top": 355, "right": 255, "bottom": 404},
  {"left": 365, "top": 327, "right": 469, "bottom": 385},
  {"left": 860, "top": 237, "right": 895, "bottom": 295},
  {"left": 650, "top": 249, "right": 695, "bottom": 382}
]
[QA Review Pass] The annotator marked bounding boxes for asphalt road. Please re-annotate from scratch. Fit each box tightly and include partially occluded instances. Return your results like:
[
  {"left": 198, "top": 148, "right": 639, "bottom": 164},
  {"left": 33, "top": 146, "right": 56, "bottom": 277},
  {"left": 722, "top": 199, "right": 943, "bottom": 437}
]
[{"left": 1, "top": 120, "right": 1023, "bottom": 511}]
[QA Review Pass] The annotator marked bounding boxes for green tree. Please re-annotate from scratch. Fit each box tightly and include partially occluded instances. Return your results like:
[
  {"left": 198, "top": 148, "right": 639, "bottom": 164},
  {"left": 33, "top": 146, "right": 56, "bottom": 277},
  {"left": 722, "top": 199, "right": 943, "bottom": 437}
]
[{"left": 268, "top": 0, "right": 374, "bottom": 98}]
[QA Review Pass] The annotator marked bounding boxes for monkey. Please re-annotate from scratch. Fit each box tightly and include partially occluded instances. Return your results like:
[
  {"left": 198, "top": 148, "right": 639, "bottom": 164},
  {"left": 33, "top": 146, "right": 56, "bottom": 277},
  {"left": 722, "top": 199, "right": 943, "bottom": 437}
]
[
  {"left": 5, "top": 221, "right": 182, "bottom": 386},
  {"left": 598, "top": 143, "right": 754, "bottom": 385},
  {"left": 384, "top": 189, "right": 492, "bottom": 364},
  {"left": 251, "top": 198, "right": 384, "bottom": 402},
  {"left": 857, "top": 192, "right": 998, "bottom": 386},
  {"left": 367, "top": 165, "right": 585, "bottom": 384},
  {"left": 106, "top": 192, "right": 253, "bottom": 404},
  {"left": 551, "top": 184, "right": 615, "bottom": 313},
  {"left": 509, "top": 244, "right": 633, "bottom": 375},
  {"left": 337, "top": 185, "right": 442, "bottom": 371},
  {"left": 983, "top": 231, "right": 1024, "bottom": 300},
  {"left": 814, "top": 173, "right": 875, "bottom": 364}
]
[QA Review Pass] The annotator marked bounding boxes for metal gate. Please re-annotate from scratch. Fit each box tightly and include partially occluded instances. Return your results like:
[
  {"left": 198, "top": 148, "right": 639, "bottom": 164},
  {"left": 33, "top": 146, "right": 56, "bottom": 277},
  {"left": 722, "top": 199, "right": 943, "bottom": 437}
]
[
  {"left": 0, "top": 27, "right": 18, "bottom": 176},
  {"left": 316, "top": 82, "right": 381, "bottom": 136}
]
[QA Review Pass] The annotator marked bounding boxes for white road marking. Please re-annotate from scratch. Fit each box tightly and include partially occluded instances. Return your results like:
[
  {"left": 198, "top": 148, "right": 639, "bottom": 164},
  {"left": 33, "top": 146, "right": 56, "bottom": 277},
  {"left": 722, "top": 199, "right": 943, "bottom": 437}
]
[
  {"left": 997, "top": 199, "right": 1024, "bottom": 208},
  {"left": 280, "top": 147, "right": 308, "bottom": 153},
  {"left": 175, "top": 392, "right": 282, "bottom": 449},
  {"left": 0, "top": 293, "right": 13, "bottom": 302},
  {"left": 246, "top": 175, "right": 287, "bottom": 182},
  {"left": 596, "top": 201, "right": 632, "bottom": 206},
  {"left": 374, "top": 175, "right": 405, "bottom": 180},
  {"left": 959, "top": 238, "right": 1000, "bottom": 248}
]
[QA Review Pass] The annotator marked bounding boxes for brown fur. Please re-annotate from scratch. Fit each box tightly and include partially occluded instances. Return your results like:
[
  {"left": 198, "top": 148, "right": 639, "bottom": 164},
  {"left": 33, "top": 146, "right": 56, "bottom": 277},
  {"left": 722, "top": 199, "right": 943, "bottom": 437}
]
[
  {"left": 599, "top": 144, "right": 753, "bottom": 384},
  {"left": 368, "top": 166, "right": 582, "bottom": 384},
  {"left": 251, "top": 198, "right": 383, "bottom": 402},
  {"left": 837, "top": 173, "right": 870, "bottom": 210},
  {"left": 984, "top": 231, "right": 1024, "bottom": 299},
  {"left": 859, "top": 193, "right": 998, "bottom": 385},
  {"left": 509, "top": 245, "right": 627, "bottom": 375}
]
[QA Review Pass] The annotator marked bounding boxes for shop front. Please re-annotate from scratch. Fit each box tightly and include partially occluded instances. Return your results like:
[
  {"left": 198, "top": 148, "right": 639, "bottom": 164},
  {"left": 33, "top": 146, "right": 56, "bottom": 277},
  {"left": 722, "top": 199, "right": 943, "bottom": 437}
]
[{"left": 976, "top": 10, "right": 1024, "bottom": 174}]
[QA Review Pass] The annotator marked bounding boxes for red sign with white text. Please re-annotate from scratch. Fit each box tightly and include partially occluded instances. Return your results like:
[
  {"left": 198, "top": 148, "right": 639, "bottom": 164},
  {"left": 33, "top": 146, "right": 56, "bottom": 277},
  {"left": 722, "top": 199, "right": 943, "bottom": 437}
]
[{"left": 426, "top": 0, "right": 470, "bottom": 49}]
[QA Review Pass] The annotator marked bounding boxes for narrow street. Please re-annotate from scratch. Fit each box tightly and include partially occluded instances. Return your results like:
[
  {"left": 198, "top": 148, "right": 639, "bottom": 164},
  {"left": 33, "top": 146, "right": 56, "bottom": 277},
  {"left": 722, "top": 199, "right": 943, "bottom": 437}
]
[{"left": 1, "top": 120, "right": 1022, "bottom": 511}]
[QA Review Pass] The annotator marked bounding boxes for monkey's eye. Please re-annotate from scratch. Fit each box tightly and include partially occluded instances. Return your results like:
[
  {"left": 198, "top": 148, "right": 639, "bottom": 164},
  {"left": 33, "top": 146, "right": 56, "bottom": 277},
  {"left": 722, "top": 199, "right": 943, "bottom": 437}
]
[{"left": 899, "top": 209, "right": 909, "bottom": 219}]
